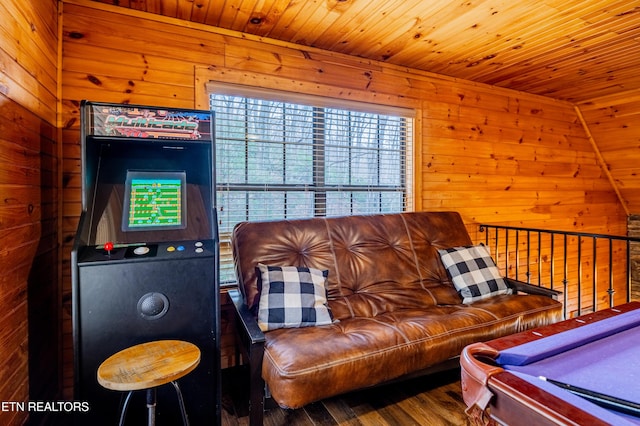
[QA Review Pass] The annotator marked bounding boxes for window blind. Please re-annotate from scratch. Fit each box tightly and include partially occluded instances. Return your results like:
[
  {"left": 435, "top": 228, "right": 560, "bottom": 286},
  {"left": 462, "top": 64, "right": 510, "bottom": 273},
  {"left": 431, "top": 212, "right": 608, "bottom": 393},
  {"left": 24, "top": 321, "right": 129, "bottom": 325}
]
[{"left": 209, "top": 89, "right": 414, "bottom": 285}]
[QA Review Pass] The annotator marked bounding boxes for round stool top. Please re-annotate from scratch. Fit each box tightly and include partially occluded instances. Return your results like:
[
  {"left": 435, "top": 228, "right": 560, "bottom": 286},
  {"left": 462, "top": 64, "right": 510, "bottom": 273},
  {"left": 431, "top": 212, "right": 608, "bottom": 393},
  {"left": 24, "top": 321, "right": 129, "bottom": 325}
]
[{"left": 97, "top": 340, "right": 200, "bottom": 391}]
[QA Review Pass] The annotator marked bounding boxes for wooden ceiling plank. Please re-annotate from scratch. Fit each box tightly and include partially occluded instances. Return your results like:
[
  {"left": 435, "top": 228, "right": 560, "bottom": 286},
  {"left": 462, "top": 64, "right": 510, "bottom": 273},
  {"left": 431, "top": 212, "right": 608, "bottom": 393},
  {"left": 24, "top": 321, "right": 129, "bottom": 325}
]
[
  {"left": 189, "top": 0, "right": 211, "bottom": 23},
  {"left": 285, "top": 0, "right": 384, "bottom": 47},
  {"left": 262, "top": 0, "right": 326, "bottom": 42},
  {"left": 423, "top": 11, "right": 593, "bottom": 70},
  {"left": 177, "top": 0, "right": 196, "bottom": 20},
  {"left": 300, "top": 0, "right": 389, "bottom": 48},
  {"left": 142, "top": 0, "right": 162, "bottom": 14},
  {"left": 330, "top": 1, "right": 446, "bottom": 60},
  {"left": 120, "top": 0, "right": 133, "bottom": 7},
  {"left": 202, "top": 0, "right": 228, "bottom": 27},
  {"left": 311, "top": 0, "right": 404, "bottom": 50},
  {"left": 230, "top": 0, "right": 261, "bottom": 31},
  {"left": 477, "top": 35, "right": 636, "bottom": 83},
  {"left": 541, "top": 0, "right": 627, "bottom": 17},
  {"left": 128, "top": 0, "right": 145, "bottom": 11},
  {"left": 330, "top": 0, "right": 445, "bottom": 57},
  {"left": 216, "top": 0, "right": 244, "bottom": 30},
  {"left": 288, "top": 7, "right": 345, "bottom": 46},
  {"left": 451, "top": 18, "right": 640, "bottom": 85},
  {"left": 161, "top": 0, "right": 179, "bottom": 16},
  {"left": 456, "top": 27, "right": 637, "bottom": 89},
  {"left": 471, "top": 65, "right": 635, "bottom": 101},
  {"left": 385, "top": 3, "right": 565, "bottom": 73},
  {"left": 347, "top": 0, "right": 494, "bottom": 60},
  {"left": 392, "top": 1, "right": 635, "bottom": 76},
  {"left": 478, "top": 38, "right": 640, "bottom": 94},
  {"left": 580, "top": 0, "right": 640, "bottom": 23},
  {"left": 241, "top": 0, "right": 295, "bottom": 37},
  {"left": 530, "top": 49, "right": 639, "bottom": 88}
]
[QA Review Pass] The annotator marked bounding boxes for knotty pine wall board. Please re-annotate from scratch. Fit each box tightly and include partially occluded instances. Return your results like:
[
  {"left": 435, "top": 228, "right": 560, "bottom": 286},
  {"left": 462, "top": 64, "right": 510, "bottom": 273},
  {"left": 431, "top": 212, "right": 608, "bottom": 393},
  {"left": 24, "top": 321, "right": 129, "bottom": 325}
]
[
  {"left": 0, "top": 0, "right": 59, "bottom": 420},
  {"left": 1, "top": 2, "right": 58, "bottom": 115}
]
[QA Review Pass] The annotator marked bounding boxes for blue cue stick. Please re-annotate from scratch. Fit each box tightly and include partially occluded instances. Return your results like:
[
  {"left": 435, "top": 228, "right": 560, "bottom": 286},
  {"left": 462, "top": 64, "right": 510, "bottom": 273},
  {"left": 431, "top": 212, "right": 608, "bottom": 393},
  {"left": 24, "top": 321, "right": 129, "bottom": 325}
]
[{"left": 540, "top": 376, "right": 640, "bottom": 417}]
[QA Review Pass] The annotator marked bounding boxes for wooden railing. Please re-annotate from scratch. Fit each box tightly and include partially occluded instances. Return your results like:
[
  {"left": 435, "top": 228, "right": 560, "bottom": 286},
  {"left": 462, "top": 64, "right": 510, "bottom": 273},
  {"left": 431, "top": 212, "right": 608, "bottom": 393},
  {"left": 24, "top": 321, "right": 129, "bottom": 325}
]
[{"left": 478, "top": 224, "right": 640, "bottom": 318}]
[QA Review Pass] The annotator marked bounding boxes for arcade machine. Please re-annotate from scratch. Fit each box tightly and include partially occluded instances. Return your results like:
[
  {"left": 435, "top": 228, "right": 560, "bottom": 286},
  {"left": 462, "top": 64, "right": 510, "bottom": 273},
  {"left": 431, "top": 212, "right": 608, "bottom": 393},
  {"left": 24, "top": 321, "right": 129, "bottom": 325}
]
[{"left": 71, "top": 101, "right": 219, "bottom": 425}]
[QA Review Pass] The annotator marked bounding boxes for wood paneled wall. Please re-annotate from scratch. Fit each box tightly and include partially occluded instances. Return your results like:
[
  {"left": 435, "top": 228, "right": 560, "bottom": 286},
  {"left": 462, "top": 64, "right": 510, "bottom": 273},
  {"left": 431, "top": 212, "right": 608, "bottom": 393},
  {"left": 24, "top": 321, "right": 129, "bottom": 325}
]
[
  {"left": 1, "top": 0, "right": 60, "bottom": 424},
  {"left": 60, "top": 0, "right": 627, "bottom": 399}
]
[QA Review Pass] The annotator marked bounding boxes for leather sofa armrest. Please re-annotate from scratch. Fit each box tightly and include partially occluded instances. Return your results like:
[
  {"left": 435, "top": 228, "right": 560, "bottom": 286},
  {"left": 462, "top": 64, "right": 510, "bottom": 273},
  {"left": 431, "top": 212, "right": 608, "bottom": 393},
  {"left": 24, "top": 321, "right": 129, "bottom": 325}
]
[
  {"left": 505, "top": 278, "right": 562, "bottom": 300},
  {"left": 229, "top": 288, "right": 266, "bottom": 426}
]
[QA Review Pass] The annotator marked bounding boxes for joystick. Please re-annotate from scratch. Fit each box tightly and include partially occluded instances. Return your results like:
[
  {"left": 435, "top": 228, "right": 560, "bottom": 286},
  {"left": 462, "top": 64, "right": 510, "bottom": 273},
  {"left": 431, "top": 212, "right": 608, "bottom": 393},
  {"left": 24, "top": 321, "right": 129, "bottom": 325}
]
[{"left": 104, "top": 241, "right": 114, "bottom": 256}]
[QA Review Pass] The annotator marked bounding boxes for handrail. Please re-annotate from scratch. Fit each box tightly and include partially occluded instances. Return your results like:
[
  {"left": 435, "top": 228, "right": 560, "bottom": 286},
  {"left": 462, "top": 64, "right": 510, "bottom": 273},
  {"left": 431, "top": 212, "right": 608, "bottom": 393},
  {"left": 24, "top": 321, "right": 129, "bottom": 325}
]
[
  {"left": 479, "top": 224, "right": 640, "bottom": 318},
  {"left": 479, "top": 224, "right": 640, "bottom": 242}
]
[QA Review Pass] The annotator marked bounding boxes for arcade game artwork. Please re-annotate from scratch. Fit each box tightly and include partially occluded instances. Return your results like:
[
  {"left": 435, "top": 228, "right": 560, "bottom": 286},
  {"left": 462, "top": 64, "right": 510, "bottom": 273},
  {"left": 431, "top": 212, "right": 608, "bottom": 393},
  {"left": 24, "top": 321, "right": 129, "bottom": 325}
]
[
  {"left": 91, "top": 103, "right": 208, "bottom": 139},
  {"left": 71, "top": 101, "right": 220, "bottom": 425}
]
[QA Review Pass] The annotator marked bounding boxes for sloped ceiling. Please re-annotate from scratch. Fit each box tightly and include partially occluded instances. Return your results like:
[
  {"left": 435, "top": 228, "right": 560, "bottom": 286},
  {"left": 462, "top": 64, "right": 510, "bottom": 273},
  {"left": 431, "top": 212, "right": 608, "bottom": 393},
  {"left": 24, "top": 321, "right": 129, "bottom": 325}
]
[
  {"left": 91, "top": 0, "right": 640, "bottom": 103},
  {"left": 89, "top": 0, "right": 640, "bottom": 213}
]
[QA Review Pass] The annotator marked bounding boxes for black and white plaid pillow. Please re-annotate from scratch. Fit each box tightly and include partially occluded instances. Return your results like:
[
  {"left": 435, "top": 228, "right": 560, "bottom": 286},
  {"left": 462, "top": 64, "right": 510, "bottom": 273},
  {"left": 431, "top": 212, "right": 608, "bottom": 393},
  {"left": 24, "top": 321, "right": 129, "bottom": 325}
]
[
  {"left": 257, "top": 263, "right": 334, "bottom": 332},
  {"left": 438, "top": 244, "right": 512, "bottom": 304}
]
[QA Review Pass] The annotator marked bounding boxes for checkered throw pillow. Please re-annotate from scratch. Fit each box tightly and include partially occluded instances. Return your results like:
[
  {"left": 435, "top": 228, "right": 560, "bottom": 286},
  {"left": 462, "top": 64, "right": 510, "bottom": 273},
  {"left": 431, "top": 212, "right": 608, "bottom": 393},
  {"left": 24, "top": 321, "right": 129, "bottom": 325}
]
[
  {"left": 438, "top": 244, "right": 512, "bottom": 304},
  {"left": 257, "top": 263, "right": 334, "bottom": 332}
]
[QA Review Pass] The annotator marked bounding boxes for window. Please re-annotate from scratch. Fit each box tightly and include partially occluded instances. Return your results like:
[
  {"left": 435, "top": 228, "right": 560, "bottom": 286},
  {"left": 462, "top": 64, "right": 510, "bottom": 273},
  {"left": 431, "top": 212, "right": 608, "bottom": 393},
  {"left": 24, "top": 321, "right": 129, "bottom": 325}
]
[{"left": 210, "top": 86, "right": 414, "bottom": 284}]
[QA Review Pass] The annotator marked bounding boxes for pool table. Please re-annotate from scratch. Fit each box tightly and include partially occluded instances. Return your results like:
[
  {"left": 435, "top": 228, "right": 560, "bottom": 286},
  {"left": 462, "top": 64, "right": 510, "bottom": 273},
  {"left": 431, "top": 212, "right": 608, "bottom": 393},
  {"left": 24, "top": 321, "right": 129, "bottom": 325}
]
[{"left": 461, "top": 301, "right": 640, "bottom": 426}]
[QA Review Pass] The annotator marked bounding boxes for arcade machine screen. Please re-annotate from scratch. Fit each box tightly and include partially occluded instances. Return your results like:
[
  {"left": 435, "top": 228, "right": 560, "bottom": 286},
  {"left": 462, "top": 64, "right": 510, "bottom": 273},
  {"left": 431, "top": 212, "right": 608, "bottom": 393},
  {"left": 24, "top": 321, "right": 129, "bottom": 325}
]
[{"left": 122, "top": 171, "right": 187, "bottom": 231}]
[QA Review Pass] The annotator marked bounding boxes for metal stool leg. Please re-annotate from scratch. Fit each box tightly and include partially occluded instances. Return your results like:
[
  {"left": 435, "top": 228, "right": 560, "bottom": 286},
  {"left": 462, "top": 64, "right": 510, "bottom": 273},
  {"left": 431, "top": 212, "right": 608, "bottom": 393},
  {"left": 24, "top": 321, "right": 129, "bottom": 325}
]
[
  {"left": 116, "top": 382, "right": 188, "bottom": 426},
  {"left": 118, "top": 391, "right": 134, "bottom": 426},
  {"left": 146, "top": 388, "right": 157, "bottom": 426},
  {"left": 170, "top": 380, "right": 190, "bottom": 426}
]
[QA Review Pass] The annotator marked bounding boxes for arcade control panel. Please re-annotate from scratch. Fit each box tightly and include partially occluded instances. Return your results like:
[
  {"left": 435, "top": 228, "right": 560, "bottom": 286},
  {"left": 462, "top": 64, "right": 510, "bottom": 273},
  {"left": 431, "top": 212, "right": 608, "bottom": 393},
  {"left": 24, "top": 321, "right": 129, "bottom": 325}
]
[{"left": 77, "top": 239, "right": 216, "bottom": 264}]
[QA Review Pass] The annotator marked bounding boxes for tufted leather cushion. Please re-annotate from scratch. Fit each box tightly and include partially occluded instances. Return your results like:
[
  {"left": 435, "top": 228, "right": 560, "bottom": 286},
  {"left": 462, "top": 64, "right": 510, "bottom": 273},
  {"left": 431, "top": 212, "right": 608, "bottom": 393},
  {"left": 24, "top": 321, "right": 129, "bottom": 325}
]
[
  {"left": 262, "top": 295, "right": 562, "bottom": 408},
  {"left": 232, "top": 211, "right": 473, "bottom": 319}
]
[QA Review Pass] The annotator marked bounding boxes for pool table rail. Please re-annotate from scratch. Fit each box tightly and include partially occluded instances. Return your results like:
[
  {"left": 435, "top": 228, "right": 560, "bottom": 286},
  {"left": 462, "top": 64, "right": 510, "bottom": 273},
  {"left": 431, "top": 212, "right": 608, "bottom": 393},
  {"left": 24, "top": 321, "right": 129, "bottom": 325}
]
[
  {"left": 461, "top": 342, "right": 612, "bottom": 426},
  {"left": 460, "top": 301, "right": 640, "bottom": 426}
]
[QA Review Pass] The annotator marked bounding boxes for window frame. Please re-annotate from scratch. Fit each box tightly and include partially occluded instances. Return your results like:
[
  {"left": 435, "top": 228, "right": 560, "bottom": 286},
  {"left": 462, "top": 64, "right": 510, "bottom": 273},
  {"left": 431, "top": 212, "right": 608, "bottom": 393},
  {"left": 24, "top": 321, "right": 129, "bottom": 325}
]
[{"left": 207, "top": 83, "right": 415, "bottom": 285}]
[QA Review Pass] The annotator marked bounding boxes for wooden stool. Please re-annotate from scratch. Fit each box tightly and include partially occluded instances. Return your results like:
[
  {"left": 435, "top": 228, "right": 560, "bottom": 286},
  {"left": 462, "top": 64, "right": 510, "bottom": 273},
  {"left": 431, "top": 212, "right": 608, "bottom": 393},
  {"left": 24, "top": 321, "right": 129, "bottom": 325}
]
[{"left": 97, "top": 340, "right": 200, "bottom": 426}]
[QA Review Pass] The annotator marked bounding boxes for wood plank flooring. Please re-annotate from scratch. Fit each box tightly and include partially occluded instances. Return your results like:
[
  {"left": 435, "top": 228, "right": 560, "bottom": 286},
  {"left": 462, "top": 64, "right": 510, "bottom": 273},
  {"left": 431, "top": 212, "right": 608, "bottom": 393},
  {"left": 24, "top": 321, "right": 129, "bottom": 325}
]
[{"left": 221, "top": 366, "right": 472, "bottom": 426}]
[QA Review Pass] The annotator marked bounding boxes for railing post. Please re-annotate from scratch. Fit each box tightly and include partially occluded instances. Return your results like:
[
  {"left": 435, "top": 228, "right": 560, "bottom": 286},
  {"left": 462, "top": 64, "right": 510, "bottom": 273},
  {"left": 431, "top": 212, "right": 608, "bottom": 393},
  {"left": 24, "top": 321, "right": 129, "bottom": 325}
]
[
  {"left": 494, "top": 228, "right": 501, "bottom": 273},
  {"left": 577, "top": 236, "right": 582, "bottom": 316},
  {"left": 525, "top": 231, "right": 531, "bottom": 284},
  {"left": 550, "top": 234, "right": 555, "bottom": 291},
  {"left": 563, "top": 234, "right": 568, "bottom": 316},
  {"left": 592, "top": 237, "right": 597, "bottom": 312},
  {"left": 515, "top": 231, "right": 520, "bottom": 281},
  {"left": 608, "top": 239, "right": 614, "bottom": 308},
  {"left": 505, "top": 230, "right": 509, "bottom": 276},
  {"left": 537, "top": 232, "right": 542, "bottom": 286},
  {"left": 628, "top": 240, "right": 632, "bottom": 304}
]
